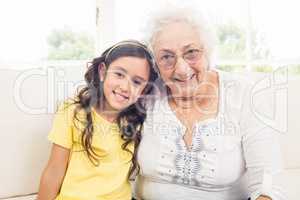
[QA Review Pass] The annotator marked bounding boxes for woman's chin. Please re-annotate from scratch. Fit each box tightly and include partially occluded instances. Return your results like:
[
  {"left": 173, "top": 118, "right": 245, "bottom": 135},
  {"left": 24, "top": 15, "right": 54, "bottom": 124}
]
[
  {"left": 172, "top": 98, "right": 195, "bottom": 109},
  {"left": 169, "top": 88, "right": 197, "bottom": 99}
]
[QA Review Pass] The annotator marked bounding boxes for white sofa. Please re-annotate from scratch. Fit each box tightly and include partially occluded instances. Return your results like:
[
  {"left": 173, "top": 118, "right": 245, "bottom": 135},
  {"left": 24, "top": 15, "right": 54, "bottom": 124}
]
[{"left": 1, "top": 67, "right": 299, "bottom": 200}]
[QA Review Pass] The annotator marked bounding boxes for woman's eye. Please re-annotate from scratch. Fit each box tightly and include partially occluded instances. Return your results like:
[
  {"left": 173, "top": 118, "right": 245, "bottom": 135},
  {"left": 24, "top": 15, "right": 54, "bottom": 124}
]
[
  {"left": 184, "top": 49, "right": 201, "bottom": 60},
  {"left": 187, "top": 49, "right": 199, "bottom": 55},
  {"left": 161, "top": 54, "right": 174, "bottom": 60}
]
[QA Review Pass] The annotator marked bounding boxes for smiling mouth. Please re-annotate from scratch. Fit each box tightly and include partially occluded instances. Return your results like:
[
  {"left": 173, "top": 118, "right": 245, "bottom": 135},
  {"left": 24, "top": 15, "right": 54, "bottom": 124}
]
[
  {"left": 174, "top": 96, "right": 194, "bottom": 101},
  {"left": 113, "top": 90, "right": 129, "bottom": 101},
  {"left": 173, "top": 74, "right": 196, "bottom": 83}
]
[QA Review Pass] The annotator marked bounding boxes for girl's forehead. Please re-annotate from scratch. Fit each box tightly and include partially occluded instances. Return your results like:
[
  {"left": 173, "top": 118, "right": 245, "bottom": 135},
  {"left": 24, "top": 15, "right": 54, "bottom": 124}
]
[{"left": 109, "top": 56, "right": 150, "bottom": 77}]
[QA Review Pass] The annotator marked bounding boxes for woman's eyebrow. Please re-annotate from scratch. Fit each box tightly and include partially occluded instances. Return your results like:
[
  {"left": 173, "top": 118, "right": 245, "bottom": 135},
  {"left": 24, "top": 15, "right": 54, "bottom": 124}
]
[
  {"left": 159, "top": 44, "right": 200, "bottom": 53},
  {"left": 182, "top": 43, "right": 198, "bottom": 50},
  {"left": 159, "top": 49, "right": 175, "bottom": 54}
]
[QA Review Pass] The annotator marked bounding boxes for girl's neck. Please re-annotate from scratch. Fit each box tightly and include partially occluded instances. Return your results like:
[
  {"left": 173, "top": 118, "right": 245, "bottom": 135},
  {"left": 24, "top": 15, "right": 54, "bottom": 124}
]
[{"left": 94, "top": 104, "right": 119, "bottom": 123}]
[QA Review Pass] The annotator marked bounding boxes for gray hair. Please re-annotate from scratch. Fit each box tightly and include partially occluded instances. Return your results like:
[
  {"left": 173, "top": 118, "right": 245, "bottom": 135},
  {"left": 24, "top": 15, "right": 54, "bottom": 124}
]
[{"left": 143, "top": 5, "right": 216, "bottom": 68}]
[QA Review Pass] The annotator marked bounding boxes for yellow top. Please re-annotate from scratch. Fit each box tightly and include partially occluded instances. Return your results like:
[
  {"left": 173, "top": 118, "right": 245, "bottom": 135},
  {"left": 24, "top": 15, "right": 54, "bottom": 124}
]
[{"left": 48, "top": 101, "right": 134, "bottom": 200}]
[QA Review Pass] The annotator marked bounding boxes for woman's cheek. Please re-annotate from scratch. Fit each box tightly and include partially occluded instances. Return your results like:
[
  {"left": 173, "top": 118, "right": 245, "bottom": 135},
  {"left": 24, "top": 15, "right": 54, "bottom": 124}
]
[{"left": 168, "top": 83, "right": 181, "bottom": 94}]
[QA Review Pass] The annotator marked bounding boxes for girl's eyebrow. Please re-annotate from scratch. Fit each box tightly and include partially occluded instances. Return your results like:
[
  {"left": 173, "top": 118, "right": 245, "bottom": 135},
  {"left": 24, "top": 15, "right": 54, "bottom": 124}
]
[
  {"left": 113, "top": 66, "right": 127, "bottom": 73},
  {"left": 134, "top": 76, "right": 147, "bottom": 82},
  {"left": 114, "top": 66, "right": 147, "bottom": 82}
]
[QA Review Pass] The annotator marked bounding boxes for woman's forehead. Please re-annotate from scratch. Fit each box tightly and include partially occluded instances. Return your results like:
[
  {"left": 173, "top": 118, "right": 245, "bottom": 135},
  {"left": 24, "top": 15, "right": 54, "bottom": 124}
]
[{"left": 153, "top": 22, "right": 202, "bottom": 51}]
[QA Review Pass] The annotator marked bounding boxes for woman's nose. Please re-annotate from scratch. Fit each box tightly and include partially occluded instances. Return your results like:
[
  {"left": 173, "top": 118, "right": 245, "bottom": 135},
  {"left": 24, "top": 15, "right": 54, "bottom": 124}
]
[{"left": 174, "top": 57, "right": 194, "bottom": 78}]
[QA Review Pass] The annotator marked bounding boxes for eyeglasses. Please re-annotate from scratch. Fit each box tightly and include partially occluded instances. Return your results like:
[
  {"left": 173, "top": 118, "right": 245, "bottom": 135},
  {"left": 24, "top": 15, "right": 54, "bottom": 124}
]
[{"left": 157, "top": 48, "right": 204, "bottom": 70}]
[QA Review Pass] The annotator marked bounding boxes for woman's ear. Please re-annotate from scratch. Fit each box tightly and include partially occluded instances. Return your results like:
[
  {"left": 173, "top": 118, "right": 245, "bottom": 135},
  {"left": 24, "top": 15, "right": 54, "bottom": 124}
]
[{"left": 98, "top": 62, "right": 107, "bottom": 82}]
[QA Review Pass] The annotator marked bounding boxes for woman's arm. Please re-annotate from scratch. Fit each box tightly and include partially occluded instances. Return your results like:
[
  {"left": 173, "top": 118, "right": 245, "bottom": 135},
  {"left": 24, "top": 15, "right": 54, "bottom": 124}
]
[
  {"left": 37, "top": 144, "right": 70, "bottom": 200},
  {"left": 240, "top": 82, "right": 286, "bottom": 200}
]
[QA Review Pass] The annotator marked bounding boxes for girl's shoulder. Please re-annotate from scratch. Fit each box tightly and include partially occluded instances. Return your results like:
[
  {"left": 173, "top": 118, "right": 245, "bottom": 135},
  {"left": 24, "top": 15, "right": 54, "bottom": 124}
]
[
  {"left": 54, "top": 98, "right": 87, "bottom": 124},
  {"left": 56, "top": 98, "right": 78, "bottom": 115}
]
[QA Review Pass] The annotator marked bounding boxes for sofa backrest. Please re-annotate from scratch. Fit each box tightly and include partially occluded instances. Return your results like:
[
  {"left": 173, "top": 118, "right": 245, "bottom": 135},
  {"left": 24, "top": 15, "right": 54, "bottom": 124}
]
[
  {"left": 0, "top": 66, "right": 85, "bottom": 198},
  {"left": 1, "top": 68, "right": 299, "bottom": 199}
]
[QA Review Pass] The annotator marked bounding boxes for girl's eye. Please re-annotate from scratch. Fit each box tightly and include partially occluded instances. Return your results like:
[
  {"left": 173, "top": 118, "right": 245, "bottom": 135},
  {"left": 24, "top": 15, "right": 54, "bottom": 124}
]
[
  {"left": 133, "top": 79, "right": 142, "bottom": 86},
  {"left": 114, "top": 72, "right": 125, "bottom": 78}
]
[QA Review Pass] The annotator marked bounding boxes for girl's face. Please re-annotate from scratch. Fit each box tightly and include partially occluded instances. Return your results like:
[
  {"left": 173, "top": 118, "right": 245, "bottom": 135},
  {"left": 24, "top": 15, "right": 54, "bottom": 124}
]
[{"left": 100, "top": 56, "right": 150, "bottom": 112}]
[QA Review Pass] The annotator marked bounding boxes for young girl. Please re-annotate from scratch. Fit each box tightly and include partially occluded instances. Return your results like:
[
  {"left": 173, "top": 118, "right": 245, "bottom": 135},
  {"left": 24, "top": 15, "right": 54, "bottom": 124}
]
[{"left": 37, "top": 40, "right": 158, "bottom": 200}]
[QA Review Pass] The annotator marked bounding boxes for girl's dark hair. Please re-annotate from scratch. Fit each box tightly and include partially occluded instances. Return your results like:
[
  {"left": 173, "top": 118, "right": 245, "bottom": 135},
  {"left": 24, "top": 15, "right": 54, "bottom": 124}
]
[{"left": 71, "top": 40, "right": 158, "bottom": 177}]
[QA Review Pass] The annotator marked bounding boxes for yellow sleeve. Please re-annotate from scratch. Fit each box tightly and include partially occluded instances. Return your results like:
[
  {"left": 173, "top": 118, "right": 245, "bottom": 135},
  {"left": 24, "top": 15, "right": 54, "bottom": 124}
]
[{"left": 48, "top": 102, "right": 76, "bottom": 149}]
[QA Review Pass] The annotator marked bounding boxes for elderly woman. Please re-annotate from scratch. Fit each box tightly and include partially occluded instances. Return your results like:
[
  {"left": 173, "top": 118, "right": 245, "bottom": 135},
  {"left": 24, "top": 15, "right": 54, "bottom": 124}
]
[{"left": 133, "top": 6, "right": 285, "bottom": 200}]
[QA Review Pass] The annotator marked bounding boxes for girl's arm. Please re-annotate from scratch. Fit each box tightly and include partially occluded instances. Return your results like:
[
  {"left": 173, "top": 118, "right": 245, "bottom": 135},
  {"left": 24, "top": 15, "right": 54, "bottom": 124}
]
[{"left": 37, "top": 144, "right": 70, "bottom": 200}]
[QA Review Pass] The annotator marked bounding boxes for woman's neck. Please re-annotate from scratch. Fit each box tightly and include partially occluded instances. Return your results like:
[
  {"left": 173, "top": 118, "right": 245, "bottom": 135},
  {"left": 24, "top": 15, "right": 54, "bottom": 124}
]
[
  {"left": 170, "top": 70, "right": 219, "bottom": 113},
  {"left": 169, "top": 94, "right": 218, "bottom": 116}
]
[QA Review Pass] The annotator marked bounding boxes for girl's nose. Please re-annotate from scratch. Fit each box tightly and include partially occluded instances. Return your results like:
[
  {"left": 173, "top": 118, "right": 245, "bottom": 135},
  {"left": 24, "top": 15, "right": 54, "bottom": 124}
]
[{"left": 118, "top": 78, "right": 130, "bottom": 94}]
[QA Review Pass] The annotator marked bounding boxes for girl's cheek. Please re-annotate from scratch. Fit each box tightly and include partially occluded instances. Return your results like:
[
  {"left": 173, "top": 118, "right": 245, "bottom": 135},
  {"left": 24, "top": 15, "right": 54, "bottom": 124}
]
[
  {"left": 131, "top": 90, "right": 140, "bottom": 100},
  {"left": 131, "top": 88, "right": 143, "bottom": 101},
  {"left": 107, "top": 76, "right": 120, "bottom": 87}
]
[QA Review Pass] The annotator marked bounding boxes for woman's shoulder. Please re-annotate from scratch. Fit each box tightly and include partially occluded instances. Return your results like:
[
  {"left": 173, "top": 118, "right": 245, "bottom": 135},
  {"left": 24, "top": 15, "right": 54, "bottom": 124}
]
[
  {"left": 145, "top": 95, "right": 169, "bottom": 114},
  {"left": 218, "top": 69, "right": 253, "bottom": 88},
  {"left": 143, "top": 96, "right": 175, "bottom": 131},
  {"left": 217, "top": 69, "right": 254, "bottom": 103},
  {"left": 216, "top": 69, "right": 257, "bottom": 127}
]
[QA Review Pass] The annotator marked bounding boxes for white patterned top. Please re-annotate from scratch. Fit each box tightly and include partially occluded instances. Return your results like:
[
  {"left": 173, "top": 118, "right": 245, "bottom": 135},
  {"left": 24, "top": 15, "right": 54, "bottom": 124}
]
[{"left": 134, "top": 71, "right": 286, "bottom": 200}]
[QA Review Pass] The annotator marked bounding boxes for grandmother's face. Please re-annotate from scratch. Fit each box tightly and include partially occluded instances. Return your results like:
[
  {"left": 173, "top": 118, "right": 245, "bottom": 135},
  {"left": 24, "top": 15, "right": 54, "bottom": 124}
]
[{"left": 153, "top": 21, "right": 209, "bottom": 98}]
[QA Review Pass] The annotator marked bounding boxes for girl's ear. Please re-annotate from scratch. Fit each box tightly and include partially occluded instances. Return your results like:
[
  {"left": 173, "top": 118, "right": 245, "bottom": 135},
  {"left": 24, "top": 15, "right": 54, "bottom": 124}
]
[{"left": 98, "top": 62, "right": 107, "bottom": 82}]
